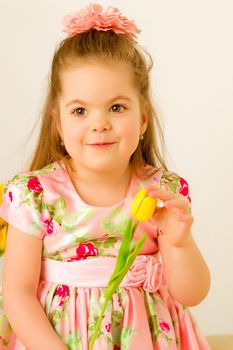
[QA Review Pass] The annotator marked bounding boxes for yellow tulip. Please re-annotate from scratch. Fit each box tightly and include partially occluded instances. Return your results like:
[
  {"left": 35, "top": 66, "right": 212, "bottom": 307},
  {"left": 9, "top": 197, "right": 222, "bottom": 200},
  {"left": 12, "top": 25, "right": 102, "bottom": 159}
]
[
  {"left": 130, "top": 188, "right": 158, "bottom": 221},
  {"left": 90, "top": 188, "right": 157, "bottom": 349},
  {"left": 0, "top": 183, "right": 3, "bottom": 205},
  {"left": 0, "top": 224, "right": 7, "bottom": 252},
  {"left": 0, "top": 217, "right": 5, "bottom": 226},
  {"left": 0, "top": 183, "right": 7, "bottom": 252}
]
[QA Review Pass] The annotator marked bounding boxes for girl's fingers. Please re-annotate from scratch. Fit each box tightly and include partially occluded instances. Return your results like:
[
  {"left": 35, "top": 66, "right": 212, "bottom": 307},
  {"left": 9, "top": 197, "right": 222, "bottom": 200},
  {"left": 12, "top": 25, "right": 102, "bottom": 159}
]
[
  {"left": 149, "top": 187, "right": 191, "bottom": 214},
  {"left": 164, "top": 198, "right": 190, "bottom": 213},
  {"left": 175, "top": 213, "right": 194, "bottom": 224},
  {"left": 148, "top": 187, "right": 174, "bottom": 201}
]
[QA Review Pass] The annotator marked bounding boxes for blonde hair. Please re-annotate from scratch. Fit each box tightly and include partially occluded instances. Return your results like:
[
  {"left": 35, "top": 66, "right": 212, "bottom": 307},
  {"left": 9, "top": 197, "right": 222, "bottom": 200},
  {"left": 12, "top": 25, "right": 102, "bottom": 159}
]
[{"left": 29, "top": 30, "right": 168, "bottom": 173}]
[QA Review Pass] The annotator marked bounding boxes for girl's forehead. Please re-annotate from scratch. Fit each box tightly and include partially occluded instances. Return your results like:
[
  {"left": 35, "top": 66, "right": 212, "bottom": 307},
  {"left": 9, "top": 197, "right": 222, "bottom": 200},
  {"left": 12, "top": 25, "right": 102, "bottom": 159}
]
[{"left": 59, "top": 59, "right": 138, "bottom": 101}]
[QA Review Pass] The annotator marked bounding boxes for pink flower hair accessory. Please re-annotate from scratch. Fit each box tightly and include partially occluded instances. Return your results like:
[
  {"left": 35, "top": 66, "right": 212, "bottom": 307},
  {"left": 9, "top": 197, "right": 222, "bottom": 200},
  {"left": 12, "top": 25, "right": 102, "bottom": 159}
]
[{"left": 63, "top": 3, "right": 141, "bottom": 42}]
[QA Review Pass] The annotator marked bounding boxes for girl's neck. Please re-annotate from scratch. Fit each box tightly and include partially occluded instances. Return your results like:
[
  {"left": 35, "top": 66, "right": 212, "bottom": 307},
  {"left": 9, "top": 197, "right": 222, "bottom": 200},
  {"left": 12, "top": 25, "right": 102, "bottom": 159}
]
[{"left": 65, "top": 159, "right": 133, "bottom": 207}]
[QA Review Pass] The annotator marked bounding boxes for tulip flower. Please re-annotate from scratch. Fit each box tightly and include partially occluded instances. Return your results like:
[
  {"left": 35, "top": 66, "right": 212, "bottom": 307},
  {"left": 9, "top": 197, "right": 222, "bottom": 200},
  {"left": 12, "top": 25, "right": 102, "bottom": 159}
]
[
  {"left": 0, "top": 183, "right": 3, "bottom": 206},
  {"left": 0, "top": 183, "right": 7, "bottom": 254},
  {"left": 89, "top": 187, "right": 158, "bottom": 350},
  {"left": 130, "top": 188, "right": 158, "bottom": 221},
  {"left": 0, "top": 220, "right": 7, "bottom": 254}
]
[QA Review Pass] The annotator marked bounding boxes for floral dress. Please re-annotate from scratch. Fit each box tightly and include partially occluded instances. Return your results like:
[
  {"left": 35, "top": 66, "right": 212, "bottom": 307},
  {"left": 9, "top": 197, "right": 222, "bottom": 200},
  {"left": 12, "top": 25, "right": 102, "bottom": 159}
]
[{"left": 0, "top": 160, "right": 211, "bottom": 350}]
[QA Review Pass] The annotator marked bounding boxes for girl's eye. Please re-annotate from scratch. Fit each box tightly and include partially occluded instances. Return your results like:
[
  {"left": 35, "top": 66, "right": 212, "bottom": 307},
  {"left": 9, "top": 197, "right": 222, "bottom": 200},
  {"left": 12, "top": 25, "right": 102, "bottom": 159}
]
[
  {"left": 72, "top": 107, "right": 86, "bottom": 116},
  {"left": 110, "top": 104, "right": 126, "bottom": 113}
]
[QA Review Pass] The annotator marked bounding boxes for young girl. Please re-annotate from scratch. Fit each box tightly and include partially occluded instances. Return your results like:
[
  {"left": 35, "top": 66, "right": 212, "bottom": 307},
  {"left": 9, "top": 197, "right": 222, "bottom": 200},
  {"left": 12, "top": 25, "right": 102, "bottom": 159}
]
[{"left": 0, "top": 3, "right": 211, "bottom": 350}]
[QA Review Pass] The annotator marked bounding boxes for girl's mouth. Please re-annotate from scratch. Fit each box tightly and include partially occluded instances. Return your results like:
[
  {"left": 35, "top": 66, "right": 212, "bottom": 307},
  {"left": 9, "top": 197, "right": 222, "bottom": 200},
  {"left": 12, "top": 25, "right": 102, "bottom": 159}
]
[{"left": 88, "top": 142, "right": 115, "bottom": 148}]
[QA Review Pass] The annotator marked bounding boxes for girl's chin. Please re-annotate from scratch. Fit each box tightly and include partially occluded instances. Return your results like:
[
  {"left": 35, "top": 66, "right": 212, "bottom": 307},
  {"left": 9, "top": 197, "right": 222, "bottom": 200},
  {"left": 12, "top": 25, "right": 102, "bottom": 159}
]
[{"left": 71, "top": 160, "right": 118, "bottom": 173}]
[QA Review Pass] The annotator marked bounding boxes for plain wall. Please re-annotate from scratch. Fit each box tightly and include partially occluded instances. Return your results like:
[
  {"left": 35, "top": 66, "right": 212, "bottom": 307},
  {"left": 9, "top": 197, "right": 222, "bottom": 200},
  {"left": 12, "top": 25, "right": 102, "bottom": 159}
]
[{"left": 0, "top": 0, "right": 232, "bottom": 336}]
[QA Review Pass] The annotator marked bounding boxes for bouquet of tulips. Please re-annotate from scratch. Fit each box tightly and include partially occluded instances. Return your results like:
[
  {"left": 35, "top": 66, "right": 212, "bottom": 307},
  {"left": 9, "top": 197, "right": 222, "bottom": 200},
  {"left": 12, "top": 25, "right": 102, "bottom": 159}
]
[
  {"left": 89, "top": 188, "right": 158, "bottom": 350},
  {"left": 0, "top": 184, "right": 7, "bottom": 255}
]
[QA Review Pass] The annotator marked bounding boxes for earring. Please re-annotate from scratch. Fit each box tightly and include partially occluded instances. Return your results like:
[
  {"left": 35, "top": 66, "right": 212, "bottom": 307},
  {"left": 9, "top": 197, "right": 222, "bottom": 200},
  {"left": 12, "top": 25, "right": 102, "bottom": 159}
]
[
  {"left": 61, "top": 140, "right": 64, "bottom": 146},
  {"left": 140, "top": 134, "right": 144, "bottom": 141}
]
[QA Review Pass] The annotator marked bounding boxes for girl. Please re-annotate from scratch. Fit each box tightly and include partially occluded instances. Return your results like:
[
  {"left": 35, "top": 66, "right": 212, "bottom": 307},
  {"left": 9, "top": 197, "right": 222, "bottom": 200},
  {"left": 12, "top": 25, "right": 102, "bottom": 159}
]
[{"left": 0, "top": 3, "right": 211, "bottom": 350}]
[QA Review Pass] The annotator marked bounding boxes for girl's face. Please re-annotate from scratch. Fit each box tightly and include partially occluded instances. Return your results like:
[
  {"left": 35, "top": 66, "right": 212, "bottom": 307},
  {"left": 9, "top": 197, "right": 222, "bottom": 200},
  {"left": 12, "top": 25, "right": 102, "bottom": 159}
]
[{"left": 57, "top": 60, "right": 148, "bottom": 174}]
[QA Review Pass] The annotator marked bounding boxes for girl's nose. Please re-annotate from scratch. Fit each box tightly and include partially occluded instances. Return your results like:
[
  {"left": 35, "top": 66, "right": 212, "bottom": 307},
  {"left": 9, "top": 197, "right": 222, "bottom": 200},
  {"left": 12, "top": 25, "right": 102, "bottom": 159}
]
[{"left": 91, "top": 115, "right": 112, "bottom": 132}]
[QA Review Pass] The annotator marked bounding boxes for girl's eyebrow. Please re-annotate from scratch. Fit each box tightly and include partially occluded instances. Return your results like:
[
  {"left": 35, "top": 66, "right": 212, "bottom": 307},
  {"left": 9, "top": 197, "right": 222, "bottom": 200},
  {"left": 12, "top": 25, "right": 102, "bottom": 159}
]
[{"left": 65, "top": 95, "right": 132, "bottom": 108}]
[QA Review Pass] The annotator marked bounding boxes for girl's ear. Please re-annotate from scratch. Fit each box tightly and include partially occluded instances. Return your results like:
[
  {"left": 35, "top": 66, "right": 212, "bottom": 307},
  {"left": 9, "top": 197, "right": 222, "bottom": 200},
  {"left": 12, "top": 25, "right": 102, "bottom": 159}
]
[
  {"left": 140, "top": 104, "right": 148, "bottom": 135},
  {"left": 141, "top": 113, "right": 148, "bottom": 135}
]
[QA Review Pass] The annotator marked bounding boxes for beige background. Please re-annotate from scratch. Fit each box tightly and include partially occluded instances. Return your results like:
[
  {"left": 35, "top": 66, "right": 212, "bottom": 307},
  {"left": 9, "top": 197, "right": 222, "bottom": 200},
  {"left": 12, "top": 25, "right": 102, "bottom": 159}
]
[{"left": 0, "top": 0, "right": 232, "bottom": 336}]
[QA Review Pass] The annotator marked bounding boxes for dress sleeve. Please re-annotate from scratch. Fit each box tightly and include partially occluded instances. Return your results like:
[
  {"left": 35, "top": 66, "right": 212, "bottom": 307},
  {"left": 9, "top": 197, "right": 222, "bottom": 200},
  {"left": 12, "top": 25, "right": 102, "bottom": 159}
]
[
  {"left": 0, "top": 174, "right": 47, "bottom": 239},
  {"left": 160, "top": 170, "right": 192, "bottom": 215}
]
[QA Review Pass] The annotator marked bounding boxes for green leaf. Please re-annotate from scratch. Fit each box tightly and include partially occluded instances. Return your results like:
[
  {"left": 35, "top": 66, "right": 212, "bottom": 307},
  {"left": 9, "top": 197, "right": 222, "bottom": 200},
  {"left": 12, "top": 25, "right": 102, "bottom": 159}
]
[
  {"left": 88, "top": 219, "right": 146, "bottom": 350},
  {"left": 104, "top": 233, "right": 147, "bottom": 300},
  {"left": 35, "top": 196, "right": 43, "bottom": 212},
  {"left": 75, "top": 236, "right": 86, "bottom": 243},
  {"left": 67, "top": 331, "right": 82, "bottom": 350},
  {"left": 54, "top": 198, "right": 67, "bottom": 211},
  {"left": 111, "top": 310, "right": 123, "bottom": 326},
  {"left": 111, "top": 310, "right": 123, "bottom": 321},
  {"left": 103, "top": 237, "right": 118, "bottom": 248},
  {"left": 19, "top": 176, "right": 31, "bottom": 184},
  {"left": 23, "top": 198, "right": 31, "bottom": 206},
  {"left": 91, "top": 239, "right": 103, "bottom": 248},
  {"left": 51, "top": 251, "right": 63, "bottom": 261},
  {"left": 49, "top": 310, "right": 62, "bottom": 325},
  {"left": 107, "top": 219, "right": 133, "bottom": 286},
  {"left": 53, "top": 214, "right": 63, "bottom": 224},
  {"left": 62, "top": 213, "right": 79, "bottom": 232},
  {"left": 43, "top": 203, "right": 56, "bottom": 216},
  {"left": 149, "top": 314, "right": 160, "bottom": 341},
  {"left": 101, "top": 208, "right": 129, "bottom": 236}
]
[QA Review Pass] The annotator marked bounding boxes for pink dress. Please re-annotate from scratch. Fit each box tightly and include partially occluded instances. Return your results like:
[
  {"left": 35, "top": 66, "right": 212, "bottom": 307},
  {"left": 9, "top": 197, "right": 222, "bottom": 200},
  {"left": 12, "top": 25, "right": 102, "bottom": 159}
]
[{"left": 0, "top": 160, "right": 211, "bottom": 350}]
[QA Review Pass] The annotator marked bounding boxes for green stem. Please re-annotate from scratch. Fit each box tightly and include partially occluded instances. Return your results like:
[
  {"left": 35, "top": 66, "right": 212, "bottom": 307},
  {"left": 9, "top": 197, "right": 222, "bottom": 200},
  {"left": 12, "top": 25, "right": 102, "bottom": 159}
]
[
  {"left": 132, "top": 220, "right": 139, "bottom": 237},
  {"left": 89, "top": 219, "right": 141, "bottom": 350},
  {"left": 89, "top": 296, "right": 109, "bottom": 350}
]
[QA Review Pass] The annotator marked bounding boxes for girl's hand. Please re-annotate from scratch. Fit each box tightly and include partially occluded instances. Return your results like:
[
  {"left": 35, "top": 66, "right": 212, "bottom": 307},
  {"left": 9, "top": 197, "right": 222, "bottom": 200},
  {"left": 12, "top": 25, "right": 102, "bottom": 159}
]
[{"left": 148, "top": 186, "right": 194, "bottom": 248}]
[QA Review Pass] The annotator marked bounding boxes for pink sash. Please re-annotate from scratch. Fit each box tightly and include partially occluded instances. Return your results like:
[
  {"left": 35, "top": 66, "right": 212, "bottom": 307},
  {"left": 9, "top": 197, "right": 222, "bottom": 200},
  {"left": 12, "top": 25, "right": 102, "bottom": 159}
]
[{"left": 40, "top": 254, "right": 164, "bottom": 293}]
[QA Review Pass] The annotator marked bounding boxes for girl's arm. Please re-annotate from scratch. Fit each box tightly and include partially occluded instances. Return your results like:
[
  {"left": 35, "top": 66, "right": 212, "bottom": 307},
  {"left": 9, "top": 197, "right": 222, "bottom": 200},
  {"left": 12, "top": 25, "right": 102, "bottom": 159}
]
[
  {"left": 149, "top": 182, "right": 211, "bottom": 307},
  {"left": 3, "top": 225, "right": 67, "bottom": 350},
  {"left": 158, "top": 232, "right": 211, "bottom": 306}
]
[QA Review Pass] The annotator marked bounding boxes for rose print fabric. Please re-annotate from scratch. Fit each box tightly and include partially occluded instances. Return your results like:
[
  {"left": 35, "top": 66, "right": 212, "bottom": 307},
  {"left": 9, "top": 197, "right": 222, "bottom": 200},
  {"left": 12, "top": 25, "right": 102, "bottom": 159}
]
[{"left": 0, "top": 160, "right": 211, "bottom": 349}]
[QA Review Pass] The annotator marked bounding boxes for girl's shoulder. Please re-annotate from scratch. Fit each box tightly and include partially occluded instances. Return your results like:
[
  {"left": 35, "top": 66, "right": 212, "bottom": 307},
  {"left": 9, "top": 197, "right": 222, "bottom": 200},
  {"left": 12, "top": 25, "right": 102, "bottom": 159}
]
[
  {"left": 3, "top": 161, "right": 62, "bottom": 193},
  {"left": 135, "top": 165, "right": 191, "bottom": 202},
  {"left": 159, "top": 169, "right": 191, "bottom": 202},
  {"left": 0, "top": 161, "right": 64, "bottom": 239},
  {"left": 158, "top": 169, "right": 192, "bottom": 215}
]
